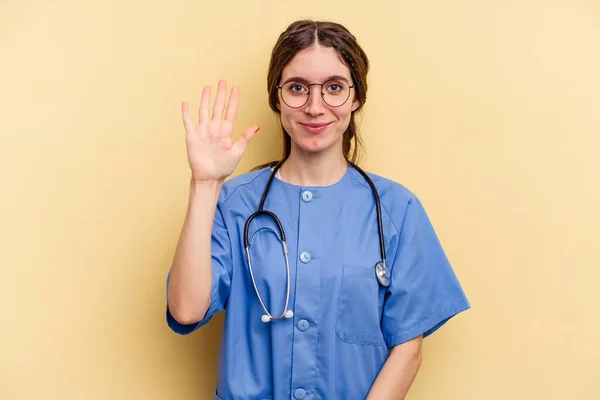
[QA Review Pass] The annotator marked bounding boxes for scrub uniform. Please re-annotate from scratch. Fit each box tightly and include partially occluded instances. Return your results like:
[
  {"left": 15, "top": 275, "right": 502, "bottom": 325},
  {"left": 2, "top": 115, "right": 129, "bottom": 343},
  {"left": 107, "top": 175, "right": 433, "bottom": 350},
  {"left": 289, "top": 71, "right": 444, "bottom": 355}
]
[{"left": 166, "top": 165, "right": 470, "bottom": 400}]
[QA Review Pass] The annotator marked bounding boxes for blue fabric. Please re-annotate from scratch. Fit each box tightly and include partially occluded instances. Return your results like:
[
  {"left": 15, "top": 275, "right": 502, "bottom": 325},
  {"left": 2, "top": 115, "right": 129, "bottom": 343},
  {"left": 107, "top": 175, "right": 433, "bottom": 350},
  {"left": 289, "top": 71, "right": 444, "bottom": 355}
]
[{"left": 166, "top": 165, "right": 470, "bottom": 400}]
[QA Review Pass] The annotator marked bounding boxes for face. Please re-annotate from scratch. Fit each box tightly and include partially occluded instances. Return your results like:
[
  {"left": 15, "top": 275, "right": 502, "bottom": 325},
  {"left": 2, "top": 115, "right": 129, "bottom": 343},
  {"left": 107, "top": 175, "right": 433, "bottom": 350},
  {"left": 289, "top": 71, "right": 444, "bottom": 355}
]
[{"left": 277, "top": 45, "right": 360, "bottom": 157}]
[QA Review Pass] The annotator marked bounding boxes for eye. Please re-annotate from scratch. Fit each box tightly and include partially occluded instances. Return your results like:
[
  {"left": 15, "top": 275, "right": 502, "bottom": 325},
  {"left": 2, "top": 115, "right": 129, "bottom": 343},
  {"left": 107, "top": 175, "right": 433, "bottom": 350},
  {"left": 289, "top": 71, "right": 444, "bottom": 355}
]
[
  {"left": 326, "top": 82, "right": 344, "bottom": 94},
  {"left": 287, "top": 83, "right": 308, "bottom": 94}
]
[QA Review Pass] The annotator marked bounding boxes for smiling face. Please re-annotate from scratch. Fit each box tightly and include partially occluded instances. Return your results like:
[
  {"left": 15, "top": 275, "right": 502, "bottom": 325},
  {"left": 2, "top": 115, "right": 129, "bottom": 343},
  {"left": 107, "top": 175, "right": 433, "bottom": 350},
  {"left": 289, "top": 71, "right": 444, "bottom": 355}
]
[{"left": 277, "top": 45, "right": 360, "bottom": 158}]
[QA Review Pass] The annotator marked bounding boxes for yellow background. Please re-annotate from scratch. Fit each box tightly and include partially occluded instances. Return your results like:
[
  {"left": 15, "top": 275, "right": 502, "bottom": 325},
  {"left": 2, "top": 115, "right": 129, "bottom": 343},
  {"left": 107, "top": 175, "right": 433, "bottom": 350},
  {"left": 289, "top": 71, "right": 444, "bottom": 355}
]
[{"left": 1, "top": 0, "right": 599, "bottom": 399}]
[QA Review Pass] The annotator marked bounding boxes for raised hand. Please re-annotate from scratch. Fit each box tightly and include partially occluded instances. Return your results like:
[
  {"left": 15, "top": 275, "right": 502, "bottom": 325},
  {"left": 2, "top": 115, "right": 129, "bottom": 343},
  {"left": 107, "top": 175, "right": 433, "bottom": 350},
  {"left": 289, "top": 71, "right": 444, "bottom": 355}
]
[{"left": 181, "top": 80, "right": 260, "bottom": 183}]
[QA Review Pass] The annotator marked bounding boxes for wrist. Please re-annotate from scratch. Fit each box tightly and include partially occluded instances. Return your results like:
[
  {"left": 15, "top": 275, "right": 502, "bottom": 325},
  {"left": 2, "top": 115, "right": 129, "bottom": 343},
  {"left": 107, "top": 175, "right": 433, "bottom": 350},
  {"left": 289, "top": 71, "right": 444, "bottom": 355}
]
[
  {"left": 188, "top": 179, "right": 223, "bottom": 205},
  {"left": 190, "top": 178, "right": 224, "bottom": 188}
]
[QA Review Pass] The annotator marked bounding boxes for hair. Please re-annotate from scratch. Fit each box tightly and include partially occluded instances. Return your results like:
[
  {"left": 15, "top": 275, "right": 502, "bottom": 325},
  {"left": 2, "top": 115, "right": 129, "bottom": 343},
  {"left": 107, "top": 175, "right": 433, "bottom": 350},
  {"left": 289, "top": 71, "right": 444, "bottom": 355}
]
[{"left": 253, "top": 20, "right": 370, "bottom": 171}]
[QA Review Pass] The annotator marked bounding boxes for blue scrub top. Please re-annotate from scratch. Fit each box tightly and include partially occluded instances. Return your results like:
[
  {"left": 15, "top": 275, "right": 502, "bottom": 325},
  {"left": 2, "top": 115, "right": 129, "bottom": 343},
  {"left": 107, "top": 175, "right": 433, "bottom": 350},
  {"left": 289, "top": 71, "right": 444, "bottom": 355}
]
[{"left": 166, "top": 165, "right": 470, "bottom": 400}]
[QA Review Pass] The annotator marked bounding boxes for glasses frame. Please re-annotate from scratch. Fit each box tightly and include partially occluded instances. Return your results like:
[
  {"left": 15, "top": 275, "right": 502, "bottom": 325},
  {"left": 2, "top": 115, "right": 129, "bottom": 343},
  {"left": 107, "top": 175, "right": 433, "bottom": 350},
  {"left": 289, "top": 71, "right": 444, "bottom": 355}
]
[{"left": 276, "top": 79, "right": 355, "bottom": 109}]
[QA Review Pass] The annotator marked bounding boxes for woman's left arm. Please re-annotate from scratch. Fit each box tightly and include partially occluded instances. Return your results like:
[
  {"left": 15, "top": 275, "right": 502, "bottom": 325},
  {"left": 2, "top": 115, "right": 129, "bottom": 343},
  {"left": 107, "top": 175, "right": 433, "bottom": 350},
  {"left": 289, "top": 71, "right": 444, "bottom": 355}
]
[{"left": 366, "top": 335, "right": 423, "bottom": 400}]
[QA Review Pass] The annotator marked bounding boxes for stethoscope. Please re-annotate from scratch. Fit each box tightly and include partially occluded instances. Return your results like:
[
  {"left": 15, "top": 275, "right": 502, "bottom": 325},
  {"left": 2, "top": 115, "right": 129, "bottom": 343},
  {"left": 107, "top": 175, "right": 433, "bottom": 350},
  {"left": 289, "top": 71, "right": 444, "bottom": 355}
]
[{"left": 243, "top": 161, "right": 390, "bottom": 323}]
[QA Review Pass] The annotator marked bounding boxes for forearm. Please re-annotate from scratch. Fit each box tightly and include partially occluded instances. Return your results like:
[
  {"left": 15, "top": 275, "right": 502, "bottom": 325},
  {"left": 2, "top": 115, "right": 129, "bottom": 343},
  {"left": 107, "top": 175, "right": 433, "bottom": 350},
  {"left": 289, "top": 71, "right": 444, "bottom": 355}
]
[
  {"left": 167, "top": 179, "right": 223, "bottom": 324},
  {"left": 367, "top": 335, "right": 423, "bottom": 400}
]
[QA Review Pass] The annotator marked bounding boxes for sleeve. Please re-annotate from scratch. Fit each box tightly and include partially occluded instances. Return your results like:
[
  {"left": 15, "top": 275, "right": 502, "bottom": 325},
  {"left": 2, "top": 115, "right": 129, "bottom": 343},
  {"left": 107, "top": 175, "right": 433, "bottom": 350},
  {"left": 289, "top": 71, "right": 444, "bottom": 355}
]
[
  {"left": 382, "top": 195, "right": 470, "bottom": 348},
  {"left": 165, "top": 203, "right": 233, "bottom": 335}
]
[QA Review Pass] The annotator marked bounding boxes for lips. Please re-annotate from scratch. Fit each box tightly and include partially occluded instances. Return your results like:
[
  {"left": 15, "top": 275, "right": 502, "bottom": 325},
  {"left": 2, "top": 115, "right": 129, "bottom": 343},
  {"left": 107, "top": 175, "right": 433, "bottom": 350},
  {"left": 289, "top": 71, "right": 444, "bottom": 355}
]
[{"left": 299, "top": 122, "right": 332, "bottom": 134}]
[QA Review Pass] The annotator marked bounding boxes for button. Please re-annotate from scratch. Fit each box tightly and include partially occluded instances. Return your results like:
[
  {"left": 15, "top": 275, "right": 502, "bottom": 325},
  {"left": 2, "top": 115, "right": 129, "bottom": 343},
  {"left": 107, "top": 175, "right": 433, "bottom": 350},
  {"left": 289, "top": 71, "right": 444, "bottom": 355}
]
[
  {"left": 294, "top": 388, "right": 306, "bottom": 399},
  {"left": 301, "top": 190, "right": 313, "bottom": 202},
  {"left": 297, "top": 319, "right": 309, "bottom": 331},
  {"left": 299, "top": 251, "right": 312, "bottom": 263}
]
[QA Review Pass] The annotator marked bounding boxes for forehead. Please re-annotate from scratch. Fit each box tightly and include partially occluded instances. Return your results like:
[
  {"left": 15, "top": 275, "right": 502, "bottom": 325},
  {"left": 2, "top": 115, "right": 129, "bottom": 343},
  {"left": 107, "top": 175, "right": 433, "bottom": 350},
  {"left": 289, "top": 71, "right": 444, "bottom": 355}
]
[{"left": 280, "top": 45, "right": 351, "bottom": 82}]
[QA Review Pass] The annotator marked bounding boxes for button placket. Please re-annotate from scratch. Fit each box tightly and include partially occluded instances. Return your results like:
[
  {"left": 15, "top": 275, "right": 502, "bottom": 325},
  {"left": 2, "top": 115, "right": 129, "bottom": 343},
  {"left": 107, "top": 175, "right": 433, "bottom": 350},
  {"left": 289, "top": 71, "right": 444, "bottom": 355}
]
[
  {"left": 297, "top": 319, "right": 310, "bottom": 331},
  {"left": 299, "top": 251, "right": 312, "bottom": 263},
  {"left": 294, "top": 388, "right": 306, "bottom": 399},
  {"left": 301, "top": 190, "right": 314, "bottom": 202},
  {"left": 292, "top": 187, "right": 320, "bottom": 400}
]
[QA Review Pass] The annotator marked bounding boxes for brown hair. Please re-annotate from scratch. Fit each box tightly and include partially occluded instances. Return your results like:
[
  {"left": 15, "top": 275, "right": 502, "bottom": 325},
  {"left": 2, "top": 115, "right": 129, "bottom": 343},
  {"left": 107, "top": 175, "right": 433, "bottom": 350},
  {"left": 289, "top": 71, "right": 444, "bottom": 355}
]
[{"left": 253, "top": 20, "right": 370, "bottom": 170}]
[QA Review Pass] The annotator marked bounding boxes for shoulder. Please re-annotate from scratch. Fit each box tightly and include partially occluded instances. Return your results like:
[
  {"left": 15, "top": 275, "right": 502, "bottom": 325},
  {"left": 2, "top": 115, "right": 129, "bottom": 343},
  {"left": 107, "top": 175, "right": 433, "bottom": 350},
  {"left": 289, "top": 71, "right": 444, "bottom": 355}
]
[
  {"left": 347, "top": 167, "right": 423, "bottom": 229},
  {"left": 218, "top": 167, "right": 272, "bottom": 205},
  {"left": 348, "top": 167, "right": 417, "bottom": 205}
]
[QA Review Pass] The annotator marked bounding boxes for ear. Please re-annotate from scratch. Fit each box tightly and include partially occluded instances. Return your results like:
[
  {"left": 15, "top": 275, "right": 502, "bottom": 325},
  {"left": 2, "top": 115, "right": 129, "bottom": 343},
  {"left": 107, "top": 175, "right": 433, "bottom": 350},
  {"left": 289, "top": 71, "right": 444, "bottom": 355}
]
[{"left": 351, "top": 98, "right": 361, "bottom": 112}]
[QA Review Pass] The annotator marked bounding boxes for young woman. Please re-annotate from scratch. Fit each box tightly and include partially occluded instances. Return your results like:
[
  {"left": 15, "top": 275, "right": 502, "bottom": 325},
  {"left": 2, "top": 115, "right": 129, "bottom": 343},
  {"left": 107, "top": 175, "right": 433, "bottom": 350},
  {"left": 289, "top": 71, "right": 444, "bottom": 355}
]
[{"left": 166, "top": 20, "right": 470, "bottom": 400}]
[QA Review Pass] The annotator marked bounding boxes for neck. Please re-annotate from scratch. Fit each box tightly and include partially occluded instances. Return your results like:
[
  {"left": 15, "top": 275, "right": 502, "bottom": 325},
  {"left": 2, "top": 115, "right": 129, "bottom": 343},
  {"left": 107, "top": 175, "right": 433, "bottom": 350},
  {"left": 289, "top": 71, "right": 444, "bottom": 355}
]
[{"left": 279, "top": 146, "right": 348, "bottom": 187}]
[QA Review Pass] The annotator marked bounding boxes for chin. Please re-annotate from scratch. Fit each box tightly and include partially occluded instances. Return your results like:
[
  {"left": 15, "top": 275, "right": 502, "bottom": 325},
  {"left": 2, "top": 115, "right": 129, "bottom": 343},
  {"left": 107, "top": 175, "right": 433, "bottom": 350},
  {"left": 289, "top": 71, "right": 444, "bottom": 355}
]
[{"left": 292, "top": 133, "right": 342, "bottom": 155}]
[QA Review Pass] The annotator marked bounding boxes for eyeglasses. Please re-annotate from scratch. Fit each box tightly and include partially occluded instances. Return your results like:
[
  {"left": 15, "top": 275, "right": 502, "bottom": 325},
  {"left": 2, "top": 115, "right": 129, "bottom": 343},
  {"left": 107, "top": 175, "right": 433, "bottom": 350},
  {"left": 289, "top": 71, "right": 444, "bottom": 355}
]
[{"left": 277, "top": 79, "right": 355, "bottom": 108}]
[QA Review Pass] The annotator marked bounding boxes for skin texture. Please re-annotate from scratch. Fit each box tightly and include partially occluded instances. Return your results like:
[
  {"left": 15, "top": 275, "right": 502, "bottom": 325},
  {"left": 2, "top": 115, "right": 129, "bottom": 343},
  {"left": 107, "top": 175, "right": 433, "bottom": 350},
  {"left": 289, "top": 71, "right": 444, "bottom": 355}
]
[{"left": 367, "top": 335, "right": 423, "bottom": 400}]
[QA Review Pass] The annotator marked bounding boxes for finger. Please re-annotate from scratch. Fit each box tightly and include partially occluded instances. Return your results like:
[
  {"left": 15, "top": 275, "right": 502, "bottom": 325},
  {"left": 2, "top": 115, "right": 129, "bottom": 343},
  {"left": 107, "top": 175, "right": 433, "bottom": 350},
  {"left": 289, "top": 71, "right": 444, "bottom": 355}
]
[
  {"left": 181, "top": 101, "right": 194, "bottom": 133},
  {"left": 199, "top": 86, "right": 211, "bottom": 123},
  {"left": 233, "top": 125, "right": 260, "bottom": 155},
  {"left": 224, "top": 85, "right": 239, "bottom": 123},
  {"left": 212, "top": 80, "right": 227, "bottom": 120}
]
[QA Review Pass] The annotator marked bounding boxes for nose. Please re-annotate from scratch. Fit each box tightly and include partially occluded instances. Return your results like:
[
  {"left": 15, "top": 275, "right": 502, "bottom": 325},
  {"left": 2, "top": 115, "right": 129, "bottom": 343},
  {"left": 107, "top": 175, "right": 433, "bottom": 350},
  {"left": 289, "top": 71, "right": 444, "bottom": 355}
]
[{"left": 303, "top": 86, "right": 326, "bottom": 116}]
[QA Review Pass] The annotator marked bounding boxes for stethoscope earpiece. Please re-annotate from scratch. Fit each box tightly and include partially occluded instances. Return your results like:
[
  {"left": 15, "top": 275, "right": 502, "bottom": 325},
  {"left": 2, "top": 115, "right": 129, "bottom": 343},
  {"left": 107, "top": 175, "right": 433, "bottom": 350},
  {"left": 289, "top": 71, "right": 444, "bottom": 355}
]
[{"left": 261, "top": 308, "right": 294, "bottom": 323}]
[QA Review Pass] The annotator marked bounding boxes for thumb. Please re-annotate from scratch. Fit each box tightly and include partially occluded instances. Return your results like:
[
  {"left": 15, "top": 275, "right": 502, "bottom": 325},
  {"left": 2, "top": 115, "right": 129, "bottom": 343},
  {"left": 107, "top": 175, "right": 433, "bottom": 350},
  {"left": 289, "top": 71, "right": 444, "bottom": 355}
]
[{"left": 233, "top": 125, "right": 260, "bottom": 155}]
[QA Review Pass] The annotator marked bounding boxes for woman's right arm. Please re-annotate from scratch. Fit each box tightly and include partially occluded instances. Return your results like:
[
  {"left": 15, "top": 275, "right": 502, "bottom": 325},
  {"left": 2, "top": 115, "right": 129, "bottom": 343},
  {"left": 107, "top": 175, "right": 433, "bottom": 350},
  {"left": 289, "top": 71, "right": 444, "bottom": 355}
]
[
  {"left": 167, "top": 80, "right": 259, "bottom": 325},
  {"left": 167, "top": 179, "right": 222, "bottom": 325}
]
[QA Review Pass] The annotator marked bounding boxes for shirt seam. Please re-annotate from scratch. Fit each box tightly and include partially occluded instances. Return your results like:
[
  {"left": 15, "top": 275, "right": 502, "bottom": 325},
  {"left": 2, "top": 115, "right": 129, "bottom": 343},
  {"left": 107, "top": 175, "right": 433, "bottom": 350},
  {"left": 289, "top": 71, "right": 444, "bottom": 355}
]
[
  {"left": 383, "top": 296, "right": 469, "bottom": 343},
  {"left": 220, "top": 167, "right": 271, "bottom": 207},
  {"left": 347, "top": 168, "right": 401, "bottom": 236}
]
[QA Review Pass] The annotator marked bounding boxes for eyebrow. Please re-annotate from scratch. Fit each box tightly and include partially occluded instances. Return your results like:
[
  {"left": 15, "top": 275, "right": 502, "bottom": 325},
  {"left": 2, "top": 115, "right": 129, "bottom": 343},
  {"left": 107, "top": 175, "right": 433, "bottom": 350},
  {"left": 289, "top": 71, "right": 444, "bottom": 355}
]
[{"left": 281, "top": 75, "right": 351, "bottom": 85}]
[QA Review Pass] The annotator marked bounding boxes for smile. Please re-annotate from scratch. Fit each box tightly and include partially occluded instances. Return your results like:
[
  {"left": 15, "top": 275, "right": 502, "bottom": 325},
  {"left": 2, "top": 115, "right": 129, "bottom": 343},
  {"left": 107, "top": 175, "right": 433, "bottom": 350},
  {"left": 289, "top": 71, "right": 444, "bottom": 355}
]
[{"left": 299, "top": 122, "right": 332, "bottom": 133}]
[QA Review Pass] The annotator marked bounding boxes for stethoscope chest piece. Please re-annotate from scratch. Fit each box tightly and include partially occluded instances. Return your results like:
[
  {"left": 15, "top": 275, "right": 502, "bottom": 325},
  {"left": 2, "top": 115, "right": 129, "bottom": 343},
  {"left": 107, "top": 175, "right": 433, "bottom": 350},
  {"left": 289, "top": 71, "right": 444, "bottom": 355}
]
[{"left": 375, "top": 262, "right": 391, "bottom": 287}]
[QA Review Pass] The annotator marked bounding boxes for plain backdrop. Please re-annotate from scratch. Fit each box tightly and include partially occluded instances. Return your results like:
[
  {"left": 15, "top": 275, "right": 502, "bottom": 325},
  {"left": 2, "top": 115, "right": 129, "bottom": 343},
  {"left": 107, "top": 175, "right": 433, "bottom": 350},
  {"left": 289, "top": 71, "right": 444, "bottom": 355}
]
[{"left": 1, "top": 0, "right": 599, "bottom": 399}]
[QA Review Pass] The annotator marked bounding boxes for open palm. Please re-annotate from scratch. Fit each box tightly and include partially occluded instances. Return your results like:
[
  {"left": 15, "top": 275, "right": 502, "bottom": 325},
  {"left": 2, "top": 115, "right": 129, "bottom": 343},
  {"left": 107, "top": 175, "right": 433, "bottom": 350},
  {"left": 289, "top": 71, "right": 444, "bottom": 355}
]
[{"left": 181, "top": 80, "right": 260, "bottom": 182}]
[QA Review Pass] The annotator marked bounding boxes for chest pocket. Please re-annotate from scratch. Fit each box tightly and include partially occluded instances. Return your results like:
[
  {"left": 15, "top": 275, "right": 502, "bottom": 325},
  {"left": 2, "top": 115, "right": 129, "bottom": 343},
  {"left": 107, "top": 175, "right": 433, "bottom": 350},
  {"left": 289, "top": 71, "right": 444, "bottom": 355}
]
[{"left": 335, "top": 264, "right": 386, "bottom": 346}]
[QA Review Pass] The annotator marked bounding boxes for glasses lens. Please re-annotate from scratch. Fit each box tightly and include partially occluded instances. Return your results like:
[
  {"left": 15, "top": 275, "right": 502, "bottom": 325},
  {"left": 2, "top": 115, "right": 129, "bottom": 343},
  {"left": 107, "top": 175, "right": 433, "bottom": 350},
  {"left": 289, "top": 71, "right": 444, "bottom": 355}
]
[
  {"left": 281, "top": 82, "right": 309, "bottom": 108},
  {"left": 322, "top": 80, "right": 351, "bottom": 107}
]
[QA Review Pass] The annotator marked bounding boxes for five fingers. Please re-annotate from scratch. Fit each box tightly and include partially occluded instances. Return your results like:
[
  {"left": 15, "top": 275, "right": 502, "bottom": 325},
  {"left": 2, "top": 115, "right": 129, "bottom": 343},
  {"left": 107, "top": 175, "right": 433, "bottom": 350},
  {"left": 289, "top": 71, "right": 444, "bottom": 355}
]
[{"left": 182, "top": 81, "right": 255, "bottom": 151}]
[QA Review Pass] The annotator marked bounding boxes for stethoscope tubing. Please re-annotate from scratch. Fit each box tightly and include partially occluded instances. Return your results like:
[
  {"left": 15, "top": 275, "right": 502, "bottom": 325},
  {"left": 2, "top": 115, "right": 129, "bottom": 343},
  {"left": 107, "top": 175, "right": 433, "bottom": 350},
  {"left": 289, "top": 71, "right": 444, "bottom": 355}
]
[{"left": 243, "top": 161, "right": 389, "bottom": 323}]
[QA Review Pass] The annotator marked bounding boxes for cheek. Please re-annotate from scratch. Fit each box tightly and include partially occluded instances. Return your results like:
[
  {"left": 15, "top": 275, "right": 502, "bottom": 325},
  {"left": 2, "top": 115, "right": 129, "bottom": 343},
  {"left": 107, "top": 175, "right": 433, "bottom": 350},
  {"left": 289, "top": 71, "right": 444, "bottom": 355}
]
[
  {"left": 279, "top": 110, "right": 294, "bottom": 131},
  {"left": 333, "top": 108, "right": 352, "bottom": 126},
  {"left": 280, "top": 109, "right": 304, "bottom": 130}
]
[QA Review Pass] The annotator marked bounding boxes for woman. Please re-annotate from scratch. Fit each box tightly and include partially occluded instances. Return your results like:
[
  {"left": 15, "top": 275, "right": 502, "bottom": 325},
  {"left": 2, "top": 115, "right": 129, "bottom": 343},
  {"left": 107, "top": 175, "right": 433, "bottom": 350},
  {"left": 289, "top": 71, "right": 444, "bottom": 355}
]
[{"left": 166, "top": 20, "right": 470, "bottom": 400}]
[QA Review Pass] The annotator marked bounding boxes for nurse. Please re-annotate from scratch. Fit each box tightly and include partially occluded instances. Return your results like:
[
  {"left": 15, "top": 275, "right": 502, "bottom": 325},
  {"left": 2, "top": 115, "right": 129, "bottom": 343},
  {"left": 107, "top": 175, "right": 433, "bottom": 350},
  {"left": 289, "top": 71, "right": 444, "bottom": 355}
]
[{"left": 166, "top": 19, "right": 470, "bottom": 400}]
